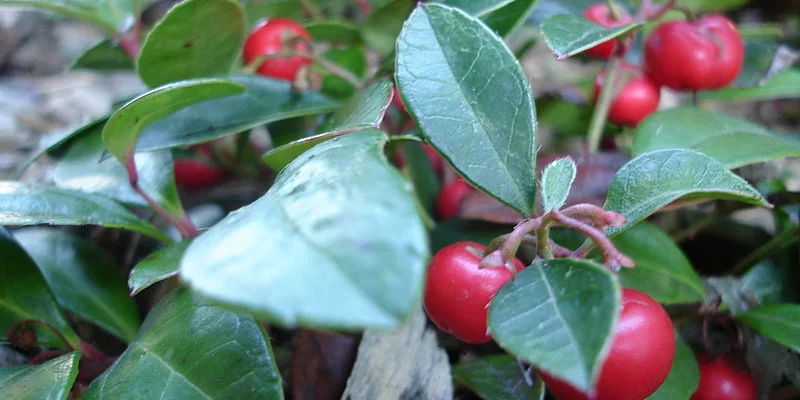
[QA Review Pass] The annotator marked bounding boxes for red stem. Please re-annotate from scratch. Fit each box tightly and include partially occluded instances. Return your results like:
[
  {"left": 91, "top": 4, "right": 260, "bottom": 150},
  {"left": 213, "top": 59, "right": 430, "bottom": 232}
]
[
  {"left": 118, "top": 21, "right": 141, "bottom": 60},
  {"left": 549, "top": 210, "right": 634, "bottom": 271},
  {"left": 126, "top": 158, "right": 197, "bottom": 239}
]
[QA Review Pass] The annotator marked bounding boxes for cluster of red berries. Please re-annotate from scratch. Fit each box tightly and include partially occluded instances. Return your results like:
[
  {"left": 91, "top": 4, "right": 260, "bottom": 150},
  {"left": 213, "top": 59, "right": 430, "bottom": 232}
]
[{"left": 584, "top": 3, "right": 745, "bottom": 126}]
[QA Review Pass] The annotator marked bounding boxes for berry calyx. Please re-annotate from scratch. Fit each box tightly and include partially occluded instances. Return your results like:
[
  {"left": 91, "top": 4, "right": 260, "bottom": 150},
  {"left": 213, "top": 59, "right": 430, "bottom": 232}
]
[
  {"left": 582, "top": 3, "right": 633, "bottom": 60},
  {"left": 174, "top": 159, "right": 225, "bottom": 190},
  {"left": 594, "top": 63, "right": 661, "bottom": 126},
  {"left": 691, "top": 356, "right": 756, "bottom": 400},
  {"left": 243, "top": 18, "right": 312, "bottom": 81},
  {"left": 540, "top": 288, "right": 675, "bottom": 400},
  {"left": 436, "top": 179, "right": 474, "bottom": 220},
  {"left": 423, "top": 241, "right": 525, "bottom": 344},
  {"left": 644, "top": 14, "right": 744, "bottom": 91}
]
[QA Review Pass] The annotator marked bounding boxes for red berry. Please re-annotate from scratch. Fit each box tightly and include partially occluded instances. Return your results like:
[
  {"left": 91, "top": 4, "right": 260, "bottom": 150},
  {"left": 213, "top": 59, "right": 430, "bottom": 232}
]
[
  {"left": 436, "top": 179, "right": 473, "bottom": 220},
  {"left": 540, "top": 288, "right": 675, "bottom": 400},
  {"left": 392, "top": 87, "right": 408, "bottom": 115},
  {"left": 594, "top": 63, "right": 661, "bottom": 126},
  {"left": 582, "top": 3, "right": 633, "bottom": 59},
  {"left": 691, "top": 356, "right": 756, "bottom": 400},
  {"left": 243, "top": 18, "right": 312, "bottom": 81},
  {"left": 174, "top": 159, "right": 225, "bottom": 190},
  {"left": 644, "top": 15, "right": 744, "bottom": 91},
  {"left": 423, "top": 241, "right": 525, "bottom": 344}
]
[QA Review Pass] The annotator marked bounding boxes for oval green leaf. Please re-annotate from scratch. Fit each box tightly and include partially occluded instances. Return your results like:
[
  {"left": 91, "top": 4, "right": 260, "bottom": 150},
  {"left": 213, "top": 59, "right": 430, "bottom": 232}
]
[
  {"left": 69, "top": 39, "right": 133, "bottom": 72},
  {"left": 136, "top": 74, "right": 340, "bottom": 152},
  {"left": 0, "top": 227, "right": 80, "bottom": 348},
  {"left": 14, "top": 228, "right": 141, "bottom": 343},
  {"left": 128, "top": 240, "right": 192, "bottom": 296},
  {"left": 540, "top": 14, "right": 640, "bottom": 59},
  {"left": 613, "top": 222, "right": 705, "bottom": 304},
  {"left": 361, "top": 0, "right": 415, "bottom": 54},
  {"left": 396, "top": 4, "right": 537, "bottom": 216},
  {"left": 489, "top": 258, "right": 621, "bottom": 392},
  {"left": 182, "top": 129, "right": 428, "bottom": 330},
  {"left": 0, "top": 0, "right": 141, "bottom": 34},
  {"left": 83, "top": 288, "right": 283, "bottom": 399},
  {"left": 103, "top": 79, "right": 245, "bottom": 164},
  {"left": 604, "top": 149, "right": 769, "bottom": 236},
  {"left": 735, "top": 304, "right": 800, "bottom": 354},
  {"left": 137, "top": 0, "right": 246, "bottom": 88},
  {"left": 0, "top": 352, "right": 80, "bottom": 400},
  {"left": 701, "top": 68, "right": 800, "bottom": 103},
  {"left": 262, "top": 80, "right": 392, "bottom": 171},
  {"left": 433, "top": 0, "right": 538, "bottom": 36},
  {"left": 305, "top": 20, "right": 361, "bottom": 43},
  {"left": 634, "top": 107, "right": 800, "bottom": 169},
  {"left": 453, "top": 354, "right": 544, "bottom": 400},
  {"left": 0, "top": 181, "right": 169, "bottom": 242},
  {"left": 646, "top": 334, "right": 699, "bottom": 400},
  {"left": 541, "top": 157, "right": 576, "bottom": 212}
]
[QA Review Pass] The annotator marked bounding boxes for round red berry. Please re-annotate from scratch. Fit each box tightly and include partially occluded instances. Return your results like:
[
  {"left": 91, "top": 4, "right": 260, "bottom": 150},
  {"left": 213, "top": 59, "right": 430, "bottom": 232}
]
[
  {"left": 691, "top": 356, "right": 756, "bottom": 400},
  {"left": 423, "top": 241, "right": 525, "bottom": 344},
  {"left": 540, "top": 288, "right": 675, "bottom": 400},
  {"left": 243, "top": 18, "right": 312, "bottom": 81},
  {"left": 582, "top": 3, "right": 633, "bottom": 59},
  {"left": 174, "top": 159, "right": 225, "bottom": 190},
  {"left": 436, "top": 179, "right": 473, "bottom": 220},
  {"left": 644, "top": 15, "right": 744, "bottom": 91},
  {"left": 594, "top": 63, "right": 661, "bottom": 126}
]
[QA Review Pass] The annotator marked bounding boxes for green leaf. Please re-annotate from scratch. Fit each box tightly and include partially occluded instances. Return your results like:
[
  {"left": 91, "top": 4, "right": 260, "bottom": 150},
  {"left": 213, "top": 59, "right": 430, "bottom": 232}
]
[
  {"left": 527, "top": 0, "right": 596, "bottom": 27},
  {"left": 433, "top": 0, "right": 539, "bottom": 36},
  {"left": 14, "top": 228, "right": 140, "bottom": 343},
  {"left": 305, "top": 20, "right": 361, "bottom": 43},
  {"left": 700, "top": 69, "right": 800, "bottom": 103},
  {"left": 0, "top": 227, "right": 80, "bottom": 348},
  {"left": 401, "top": 141, "right": 441, "bottom": 214},
  {"left": 69, "top": 39, "right": 133, "bottom": 71},
  {"left": 240, "top": 0, "right": 301, "bottom": 27},
  {"left": 0, "top": 181, "right": 169, "bottom": 242},
  {"left": 735, "top": 304, "right": 800, "bottom": 354},
  {"left": 128, "top": 240, "right": 191, "bottom": 296},
  {"left": 53, "top": 127, "right": 183, "bottom": 215},
  {"left": 103, "top": 79, "right": 245, "bottom": 165},
  {"left": 540, "top": 14, "right": 639, "bottom": 59},
  {"left": 83, "top": 288, "right": 283, "bottom": 399},
  {"left": 604, "top": 149, "right": 768, "bottom": 236},
  {"left": 396, "top": 4, "right": 537, "bottom": 216},
  {"left": 430, "top": 219, "right": 514, "bottom": 251},
  {"left": 361, "top": 0, "right": 415, "bottom": 54},
  {"left": 0, "top": 352, "right": 80, "bottom": 400},
  {"left": 679, "top": 0, "right": 748, "bottom": 13},
  {"left": 489, "top": 258, "right": 621, "bottom": 392},
  {"left": 182, "top": 129, "right": 428, "bottom": 329},
  {"left": 613, "top": 222, "right": 705, "bottom": 304},
  {"left": 0, "top": 0, "right": 142, "bottom": 34},
  {"left": 646, "top": 334, "right": 699, "bottom": 400},
  {"left": 320, "top": 45, "right": 367, "bottom": 98},
  {"left": 541, "top": 157, "right": 576, "bottom": 212},
  {"left": 136, "top": 74, "right": 340, "bottom": 152},
  {"left": 262, "top": 80, "right": 392, "bottom": 172},
  {"left": 634, "top": 107, "right": 800, "bottom": 169},
  {"left": 453, "top": 354, "right": 544, "bottom": 400},
  {"left": 137, "top": 0, "right": 246, "bottom": 88}
]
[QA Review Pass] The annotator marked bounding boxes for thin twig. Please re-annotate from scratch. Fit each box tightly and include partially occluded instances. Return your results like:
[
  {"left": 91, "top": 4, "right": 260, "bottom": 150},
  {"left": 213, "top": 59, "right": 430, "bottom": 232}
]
[{"left": 550, "top": 210, "right": 634, "bottom": 271}]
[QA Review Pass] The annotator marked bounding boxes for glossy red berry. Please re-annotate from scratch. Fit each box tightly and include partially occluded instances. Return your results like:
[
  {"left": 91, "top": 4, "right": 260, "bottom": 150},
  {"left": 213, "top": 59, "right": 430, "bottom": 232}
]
[
  {"left": 582, "top": 3, "right": 633, "bottom": 59},
  {"left": 243, "top": 18, "right": 312, "bottom": 81},
  {"left": 436, "top": 179, "right": 473, "bottom": 220},
  {"left": 423, "top": 241, "right": 525, "bottom": 344},
  {"left": 594, "top": 63, "right": 661, "bottom": 126},
  {"left": 174, "top": 159, "right": 225, "bottom": 190},
  {"left": 691, "top": 356, "right": 756, "bottom": 400},
  {"left": 644, "top": 15, "right": 744, "bottom": 91},
  {"left": 540, "top": 288, "right": 675, "bottom": 400}
]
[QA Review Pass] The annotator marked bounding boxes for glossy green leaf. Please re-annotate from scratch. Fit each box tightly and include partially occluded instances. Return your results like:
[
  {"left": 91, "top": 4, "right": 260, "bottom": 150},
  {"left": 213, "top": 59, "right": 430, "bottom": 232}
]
[
  {"left": 604, "top": 149, "right": 768, "bottom": 236},
  {"left": 430, "top": 219, "right": 513, "bottom": 251},
  {"left": 700, "top": 69, "right": 800, "bottom": 103},
  {"left": 262, "top": 80, "right": 392, "bottom": 171},
  {"left": 453, "top": 354, "right": 543, "bottom": 400},
  {"left": 69, "top": 39, "right": 133, "bottom": 71},
  {"left": 128, "top": 240, "right": 191, "bottom": 296},
  {"left": 19, "top": 116, "right": 109, "bottom": 176},
  {"left": 103, "top": 79, "right": 245, "bottom": 164},
  {"left": 320, "top": 45, "right": 366, "bottom": 98},
  {"left": 735, "top": 304, "right": 800, "bottom": 354},
  {"left": 731, "top": 41, "right": 784, "bottom": 88},
  {"left": 481, "top": 0, "right": 538, "bottom": 36},
  {"left": 396, "top": 4, "right": 537, "bottom": 216},
  {"left": 0, "top": 0, "right": 141, "bottom": 34},
  {"left": 646, "top": 334, "right": 698, "bottom": 400},
  {"left": 14, "top": 228, "right": 140, "bottom": 342},
  {"left": 0, "top": 182, "right": 169, "bottom": 242},
  {"left": 541, "top": 157, "right": 576, "bottom": 212},
  {"left": 634, "top": 107, "right": 800, "bottom": 169},
  {"left": 613, "top": 222, "right": 704, "bottom": 304},
  {"left": 0, "top": 352, "right": 80, "bottom": 400},
  {"left": 0, "top": 227, "right": 80, "bottom": 348},
  {"left": 136, "top": 74, "right": 340, "bottom": 152},
  {"left": 489, "top": 258, "right": 621, "bottom": 392},
  {"left": 361, "top": 0, "right": 415, "bottom": 54},
  {"left": 527, "top": 0, "right": 596, "bottom": 27},
  {"left": 305, "top": 20, "right": 361, "bottom": 43},
  {"left": 402, "top": 141, "right": 441, "bottom": 214},
  {"left": 182, "top": 129, "right": 428, "bottom": 329},
  {"left": 137, "top": 0, "right": 246, "bottom": 88},
  {"left": 83, "top": 288, "right": 283, "bottom": 399},
  {"left": 541, "top": 14, "right": 639, "bottom": 59},
  {"left": 53, "top": 128, "right": 182, "bottom": 215}
]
